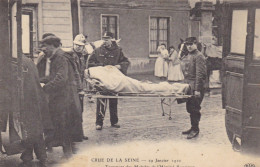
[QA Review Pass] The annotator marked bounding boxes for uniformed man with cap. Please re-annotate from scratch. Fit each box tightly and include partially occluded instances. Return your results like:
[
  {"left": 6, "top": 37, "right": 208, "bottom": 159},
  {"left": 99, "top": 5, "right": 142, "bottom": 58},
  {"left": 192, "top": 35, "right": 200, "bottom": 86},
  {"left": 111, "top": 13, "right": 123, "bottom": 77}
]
[
  {"left": 88, "top": 31, "right": 130, "bottom": 130},
  {"left": 181, "top": 37, "right": 207, "bottom": 139}
]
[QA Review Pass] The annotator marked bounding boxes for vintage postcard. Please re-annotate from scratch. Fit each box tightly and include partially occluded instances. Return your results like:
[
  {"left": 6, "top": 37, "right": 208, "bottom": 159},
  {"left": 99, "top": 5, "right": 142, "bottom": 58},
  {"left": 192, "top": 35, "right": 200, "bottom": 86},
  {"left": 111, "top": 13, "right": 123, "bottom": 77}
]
[{"left": 0, "top": 0, "right": 260, "bottom": 167}]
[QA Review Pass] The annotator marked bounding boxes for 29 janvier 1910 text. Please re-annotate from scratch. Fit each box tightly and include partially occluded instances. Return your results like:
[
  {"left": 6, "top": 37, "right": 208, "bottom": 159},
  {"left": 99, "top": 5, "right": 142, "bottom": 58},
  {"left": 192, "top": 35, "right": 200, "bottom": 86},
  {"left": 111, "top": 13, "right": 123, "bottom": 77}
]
[{"left": 91, "top": 158, "right": 182, "bottom": 163}]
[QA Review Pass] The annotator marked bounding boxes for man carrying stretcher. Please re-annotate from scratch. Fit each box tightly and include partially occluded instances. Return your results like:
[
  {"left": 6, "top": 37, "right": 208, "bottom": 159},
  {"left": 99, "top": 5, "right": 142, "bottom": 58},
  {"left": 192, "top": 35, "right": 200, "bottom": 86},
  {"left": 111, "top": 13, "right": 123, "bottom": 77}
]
[
  {"left": 181, "top": 37, "right": 207, "bottom": 139},
  {"left": 88, "top": 32, "right": 130, "bottom": 130}
]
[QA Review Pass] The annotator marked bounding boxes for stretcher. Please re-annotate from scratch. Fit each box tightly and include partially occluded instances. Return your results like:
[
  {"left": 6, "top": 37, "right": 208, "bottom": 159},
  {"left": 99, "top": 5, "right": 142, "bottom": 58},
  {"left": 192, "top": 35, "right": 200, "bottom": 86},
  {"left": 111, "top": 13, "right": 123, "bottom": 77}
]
[
  {"left": 84, "top": 55, "right": 192, "bottom": 120},
  {"left": 83, "top": 77, "right": 192, "bottom": 120}
]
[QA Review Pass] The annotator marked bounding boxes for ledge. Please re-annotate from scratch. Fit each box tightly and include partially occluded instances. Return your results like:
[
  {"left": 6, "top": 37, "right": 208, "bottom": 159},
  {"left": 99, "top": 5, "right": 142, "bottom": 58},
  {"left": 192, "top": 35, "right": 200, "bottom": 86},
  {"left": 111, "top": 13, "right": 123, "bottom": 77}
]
[{"left": 80, "top": 0, "right": 190, "bottom": 11}]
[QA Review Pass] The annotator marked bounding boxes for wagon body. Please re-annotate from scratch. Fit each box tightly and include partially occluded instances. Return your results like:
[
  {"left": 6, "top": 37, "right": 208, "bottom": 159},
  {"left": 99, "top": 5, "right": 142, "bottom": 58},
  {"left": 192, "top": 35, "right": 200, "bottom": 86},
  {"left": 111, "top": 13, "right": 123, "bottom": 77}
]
[{"left": 222, "top": 0, "right": 260, "bottom": 154}]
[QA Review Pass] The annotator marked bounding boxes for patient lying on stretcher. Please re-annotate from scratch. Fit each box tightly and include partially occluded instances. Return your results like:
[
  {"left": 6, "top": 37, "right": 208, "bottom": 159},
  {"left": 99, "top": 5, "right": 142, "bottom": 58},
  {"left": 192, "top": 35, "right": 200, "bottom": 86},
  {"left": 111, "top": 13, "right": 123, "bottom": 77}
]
[{"left": 85, "top": 66, "right": 190, "bottom": 95}]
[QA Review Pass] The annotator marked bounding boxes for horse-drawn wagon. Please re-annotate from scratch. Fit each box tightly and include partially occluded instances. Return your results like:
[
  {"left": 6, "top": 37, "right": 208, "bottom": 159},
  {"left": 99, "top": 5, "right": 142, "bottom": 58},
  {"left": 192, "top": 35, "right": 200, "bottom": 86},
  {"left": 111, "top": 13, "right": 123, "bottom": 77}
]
[
  {"left": 222, "top": 0, "right": 260, "bottom": 154},
  {"left": 0, "top": 0, "right": 24, "bottom": 155}
]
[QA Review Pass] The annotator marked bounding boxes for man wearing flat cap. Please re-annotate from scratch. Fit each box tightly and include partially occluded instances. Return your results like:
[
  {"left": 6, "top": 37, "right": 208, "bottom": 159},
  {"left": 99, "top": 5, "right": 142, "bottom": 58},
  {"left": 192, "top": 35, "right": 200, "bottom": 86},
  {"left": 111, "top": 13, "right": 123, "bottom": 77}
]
[
  {"left": 181, "top": 37, "right": 207, "bottom": 139},
  {"left": 37, "top": 33, "right": 81, "bottom": 157},
  {"left": 88, "top": 31, "right": 130, "bottom": 130}
]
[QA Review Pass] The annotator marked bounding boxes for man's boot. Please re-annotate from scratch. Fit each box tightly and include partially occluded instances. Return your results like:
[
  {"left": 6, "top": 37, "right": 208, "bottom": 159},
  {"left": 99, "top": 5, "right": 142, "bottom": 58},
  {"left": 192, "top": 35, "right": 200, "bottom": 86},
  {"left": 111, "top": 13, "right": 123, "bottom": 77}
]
[
  {"left": 182, "top": 115, "right": 195, "bottom": 135},
  {"left": 83, "top": 135, "right": 88, "bottom": 140},
  {"left": 182, "top": 128, "right": 192, "bottom": 135},
  {"left": 96, "top": 125, "right": 102, "bottom": 130},
  {"left": 111, "top": 123, "right": 120, "bottom": 128},
  {"left": 187, "top": 129, "right": 199, "bottom": 139},
  {"left": 186, "top": 113, "right": 200, "bottom": 139}
]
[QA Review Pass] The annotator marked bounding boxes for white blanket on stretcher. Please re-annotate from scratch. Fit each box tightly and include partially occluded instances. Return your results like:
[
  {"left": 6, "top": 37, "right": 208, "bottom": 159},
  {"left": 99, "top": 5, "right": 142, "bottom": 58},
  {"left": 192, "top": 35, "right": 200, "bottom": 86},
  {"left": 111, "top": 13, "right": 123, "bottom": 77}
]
[{"left": 86, "top": 66, "right": 190, "bottom": 95}]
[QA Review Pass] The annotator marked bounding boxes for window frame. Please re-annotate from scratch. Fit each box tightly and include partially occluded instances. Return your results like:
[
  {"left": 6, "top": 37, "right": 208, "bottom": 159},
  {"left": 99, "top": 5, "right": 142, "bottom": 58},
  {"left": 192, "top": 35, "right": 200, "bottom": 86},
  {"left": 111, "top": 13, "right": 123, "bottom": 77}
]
[
  {"left": 21, "top": 4, "right": 38, "bottom": 61},
  {"left": 149, "top": 16, "right": 170, "bottom": 57},
  {"left": 100, "top": 14, "right": 119, "bottom": 40},
  {"left": 229, "top": 9, "right": 248, "bottom": 56},
  {"left": 21, "top": 11, "right": 33, "bottom": 56},
  {"left": 253, "top": 8, "right": 260, "bottom": 61}
]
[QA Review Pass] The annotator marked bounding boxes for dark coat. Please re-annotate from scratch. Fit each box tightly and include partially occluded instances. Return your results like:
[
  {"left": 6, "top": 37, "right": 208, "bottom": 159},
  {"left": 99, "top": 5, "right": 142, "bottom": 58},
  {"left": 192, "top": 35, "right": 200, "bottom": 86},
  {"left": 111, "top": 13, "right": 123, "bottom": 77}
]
[
  {"left": 64, "top": 48, "right": 89, "bottom": 91},
  {"left": 21, "top": 56, "right": 53, "bottom": 141},
  {"left": 73, "top": 50, "right": 88, "bottom": 82},
  {"left": 37, "top": 48, "right": 81, "bottom": 146},
  {"left": 180, "top": 49, "right": 207, "bottom": 92},
  {"left": 63, "top": 48, "right": 90, "bottom": 141},
  {"left": 88, "top": 42, "right": 130, "bottom": 75},
  {"left": 63, "top": 53, "right": 84, "bottom": 142}
]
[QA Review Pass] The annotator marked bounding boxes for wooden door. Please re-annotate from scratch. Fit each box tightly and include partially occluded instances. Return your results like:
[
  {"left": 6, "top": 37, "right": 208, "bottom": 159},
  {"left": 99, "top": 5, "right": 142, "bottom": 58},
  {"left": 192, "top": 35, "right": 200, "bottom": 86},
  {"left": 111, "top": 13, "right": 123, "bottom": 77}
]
[
  {"left": 0, "top": 0, "right": 23, "bottom": 155},
  {"left": 241, "top": 7, "right": 260, "bottom": 154},
  {"left": 222, "top": 5, "right": 248, "bottom": 146},
  {"left": 11, "top": 0, "right": 23, "bottom": 139}
]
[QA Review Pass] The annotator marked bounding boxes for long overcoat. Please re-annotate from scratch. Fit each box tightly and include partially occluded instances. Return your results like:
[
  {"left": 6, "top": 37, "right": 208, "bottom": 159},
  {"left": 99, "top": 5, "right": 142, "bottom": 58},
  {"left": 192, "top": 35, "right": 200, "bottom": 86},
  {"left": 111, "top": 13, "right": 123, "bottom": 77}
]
[
  {"left": 37, "top": 48, "right": 81, "bottom": 146},
  {"left": 21, "top": 56, "right": 53, "bottom": 141},
  {"left": 63, "top": 52, "right": 83, "bottom": 142}
]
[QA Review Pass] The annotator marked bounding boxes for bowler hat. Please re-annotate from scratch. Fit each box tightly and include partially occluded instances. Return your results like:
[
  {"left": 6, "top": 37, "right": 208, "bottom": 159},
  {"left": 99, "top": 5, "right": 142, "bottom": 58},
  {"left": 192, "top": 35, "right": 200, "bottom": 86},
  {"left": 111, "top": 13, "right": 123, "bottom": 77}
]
[
  {"left": 102, "top": 31, "right": 114, "bottom": 39},
  {"left": 42, "top": 33, "right": 55, "bottom": 39},
  {"left": 185, "top": 37, "right": 197, "bottom": 44},
  {"left": 41, "top": 34, "right": 61, "bottom": 44}
]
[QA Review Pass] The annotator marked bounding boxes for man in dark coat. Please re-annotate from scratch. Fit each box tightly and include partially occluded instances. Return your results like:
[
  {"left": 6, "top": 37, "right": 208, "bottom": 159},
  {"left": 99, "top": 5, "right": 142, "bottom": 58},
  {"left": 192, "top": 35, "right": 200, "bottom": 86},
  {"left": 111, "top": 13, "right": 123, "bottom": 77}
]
[
  {"left": 64, "top": 34, "right": 90, "bottom": 142},
  {"left": 88, "top": 32, "right": 130, "bottom": 130},
  {"left": 181, "top": 37, "right": 207, "bottom": 139},
  {"left": 62, "top": 51, "right": 84, "bottom": 153},
  {"left": 38, "top": 34, "right": 80, "bottom": 157},
  {"left": 19, "top": 56, "right": 53, "bottom": 167}
]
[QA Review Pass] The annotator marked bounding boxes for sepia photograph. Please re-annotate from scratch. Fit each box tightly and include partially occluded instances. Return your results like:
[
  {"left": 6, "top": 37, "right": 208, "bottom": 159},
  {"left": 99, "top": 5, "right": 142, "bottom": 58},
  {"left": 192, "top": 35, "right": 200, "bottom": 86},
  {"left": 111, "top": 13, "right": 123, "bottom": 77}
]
[{"left": 0, "top": 0, "right": 260, "bottom": 166}]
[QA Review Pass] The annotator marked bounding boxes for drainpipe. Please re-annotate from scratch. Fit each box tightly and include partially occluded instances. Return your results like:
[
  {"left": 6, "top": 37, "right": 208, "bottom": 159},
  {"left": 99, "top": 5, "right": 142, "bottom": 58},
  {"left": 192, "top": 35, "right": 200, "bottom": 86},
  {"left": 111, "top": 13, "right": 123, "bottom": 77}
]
[{"left": 70, "top": 0, "right": 79, "bottom": 39}]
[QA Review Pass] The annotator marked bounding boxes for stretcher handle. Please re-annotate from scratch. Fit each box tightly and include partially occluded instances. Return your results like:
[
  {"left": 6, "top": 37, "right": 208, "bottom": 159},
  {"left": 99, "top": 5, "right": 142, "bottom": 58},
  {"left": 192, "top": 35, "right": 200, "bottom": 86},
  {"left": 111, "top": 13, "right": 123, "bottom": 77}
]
[
  {"left": 85, "top": 52, "right": 94, "bottom": 70},
  {"left": 84, "top": 52, "right": 95, "bottom": 92}
]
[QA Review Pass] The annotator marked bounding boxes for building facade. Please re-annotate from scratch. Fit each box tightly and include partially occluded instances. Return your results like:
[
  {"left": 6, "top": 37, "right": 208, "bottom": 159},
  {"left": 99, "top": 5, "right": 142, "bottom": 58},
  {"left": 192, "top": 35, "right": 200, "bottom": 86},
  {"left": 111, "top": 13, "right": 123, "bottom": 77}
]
[
  {"left": 80, "top": 0, "right": 191, "bottom": 74},
  {"left": 21, "top": 0, "right": 215, "bottom": 74},
  {"left": 21, "top": 0, "right": 74, "bottom": 59}
]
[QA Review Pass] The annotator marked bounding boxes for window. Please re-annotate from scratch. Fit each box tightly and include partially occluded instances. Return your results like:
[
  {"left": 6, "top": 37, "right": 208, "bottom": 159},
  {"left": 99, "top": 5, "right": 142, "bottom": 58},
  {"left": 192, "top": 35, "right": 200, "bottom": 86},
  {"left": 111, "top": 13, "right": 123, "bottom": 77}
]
[
  {"left": 253, "top": 9, "right": 260, "bottom": 60},
  {"left": 150, "top": 17, "right": 169, "bottom": 55},
  {"left": 22, "top": 5, "right": 38, "bottom": 60},
  {"left": 22, "top": 13, "right": 31, "bottom": 55},
  {"left": 230, "top": 10, "right": 248, "bottom": 55},
  {"left": 101, "top": 15, "right": 118, "bottom": 39},
  {"left": 11, "top": 2, "right": 18, "bottom": 58}
]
